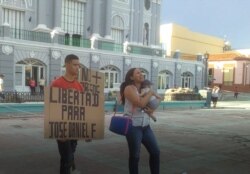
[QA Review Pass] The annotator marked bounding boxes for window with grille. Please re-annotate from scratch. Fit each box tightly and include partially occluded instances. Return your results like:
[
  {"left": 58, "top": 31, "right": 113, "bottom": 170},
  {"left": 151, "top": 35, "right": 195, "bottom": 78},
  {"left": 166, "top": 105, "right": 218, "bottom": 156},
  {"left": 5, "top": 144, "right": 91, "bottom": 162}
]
[
  {"left": 100, "top": 66, "right": 120, "bottom": 89},
  {"left": 61, "top": 0, "right": 84, "bottom": 35},
  {"left": 111, "top": 15, "right": 124, "bottom": 43},
  {"left": 181, "top": 72, "right": 192, "bottom": 88},
  {"left": 16, "top": 59, "right": 46, "bottom": 87},
  {"left": 158, "top": 71, "right": 171, "bottom": 90},
  {"left": 143, "top": 23, "right": 149, "bottom": 46},
  {"left": 3, "top": 8, "right": 24, "bottom": 38},
  {"left": 223, "top": 67, "right": 234, "bottom": 86}
]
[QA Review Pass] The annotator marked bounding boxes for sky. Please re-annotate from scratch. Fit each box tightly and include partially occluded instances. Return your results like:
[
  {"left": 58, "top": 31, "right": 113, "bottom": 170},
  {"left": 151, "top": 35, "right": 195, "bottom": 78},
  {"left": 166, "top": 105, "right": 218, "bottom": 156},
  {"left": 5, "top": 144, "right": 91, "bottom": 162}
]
[{"left": 161, "top": 0, "right": 250, "bottom": 49}]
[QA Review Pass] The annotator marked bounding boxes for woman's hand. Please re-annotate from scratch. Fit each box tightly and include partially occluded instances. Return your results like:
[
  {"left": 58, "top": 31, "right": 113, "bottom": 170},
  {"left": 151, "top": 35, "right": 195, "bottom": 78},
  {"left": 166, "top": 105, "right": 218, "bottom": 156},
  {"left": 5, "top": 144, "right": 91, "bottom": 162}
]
[{"left": 144, "top": 107, "right": 154, "bottom": 115}]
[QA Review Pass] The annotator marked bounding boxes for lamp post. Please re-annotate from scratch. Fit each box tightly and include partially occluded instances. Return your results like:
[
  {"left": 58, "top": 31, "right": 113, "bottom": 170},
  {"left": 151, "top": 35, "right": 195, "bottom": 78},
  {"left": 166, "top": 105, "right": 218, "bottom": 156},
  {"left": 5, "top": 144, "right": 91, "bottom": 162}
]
[{"left": 203, "top": 52, "right": 209, "bottom": 87}]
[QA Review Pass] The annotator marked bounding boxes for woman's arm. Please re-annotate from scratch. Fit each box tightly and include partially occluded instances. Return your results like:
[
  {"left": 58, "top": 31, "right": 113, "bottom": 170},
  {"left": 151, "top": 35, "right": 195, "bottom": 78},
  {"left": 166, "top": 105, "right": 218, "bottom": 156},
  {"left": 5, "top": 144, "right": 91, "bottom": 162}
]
[
  {"left": 124, "top": 85, "right": 153, "bottom": 108},
  {"left": 155, "top": 93, "right": 163, "bottom": 100}
]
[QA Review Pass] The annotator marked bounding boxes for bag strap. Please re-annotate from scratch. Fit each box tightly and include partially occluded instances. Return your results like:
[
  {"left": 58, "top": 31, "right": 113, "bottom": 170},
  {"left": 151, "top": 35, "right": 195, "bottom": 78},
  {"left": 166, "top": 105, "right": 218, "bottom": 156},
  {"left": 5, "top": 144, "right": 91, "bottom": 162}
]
[{"left": 113, "top": 103, "right": 134, "bottom": 118}]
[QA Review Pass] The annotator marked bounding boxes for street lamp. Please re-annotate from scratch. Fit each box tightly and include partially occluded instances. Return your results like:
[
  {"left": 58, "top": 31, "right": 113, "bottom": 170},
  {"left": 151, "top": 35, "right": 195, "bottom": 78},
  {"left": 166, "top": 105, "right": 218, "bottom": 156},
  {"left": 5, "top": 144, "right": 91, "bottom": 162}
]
[{"left": 203, "top": 52, "right": 209, "bottom": 87}]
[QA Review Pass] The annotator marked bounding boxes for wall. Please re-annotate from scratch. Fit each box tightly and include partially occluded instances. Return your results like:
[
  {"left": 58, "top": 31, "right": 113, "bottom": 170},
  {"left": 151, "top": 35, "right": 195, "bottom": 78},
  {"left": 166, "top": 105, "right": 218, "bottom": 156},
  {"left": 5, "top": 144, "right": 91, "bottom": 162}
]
[{"left": 160, "top": 23, "right": 224, "bottom": 57}]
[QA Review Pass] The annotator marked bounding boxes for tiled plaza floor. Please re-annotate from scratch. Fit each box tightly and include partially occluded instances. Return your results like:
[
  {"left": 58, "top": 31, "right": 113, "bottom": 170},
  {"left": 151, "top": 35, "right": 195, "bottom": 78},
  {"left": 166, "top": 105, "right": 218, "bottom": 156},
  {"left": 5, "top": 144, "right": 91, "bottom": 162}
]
[{"left": 0, "top": 101, "right": 250, "bottom": 174}]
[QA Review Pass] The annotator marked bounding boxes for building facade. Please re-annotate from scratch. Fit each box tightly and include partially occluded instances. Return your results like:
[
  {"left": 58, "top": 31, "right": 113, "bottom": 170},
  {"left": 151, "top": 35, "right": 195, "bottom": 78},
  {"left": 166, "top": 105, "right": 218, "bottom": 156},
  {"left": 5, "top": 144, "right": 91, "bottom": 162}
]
[
  {"left": 208, "top": 52, "right": 250, "bottom": 92},
  {"left": 160, "top": 23, "right": 225, "bottom": 60},
  {"left": 0, "top": 0, "right": 205, "bottom": 94}
]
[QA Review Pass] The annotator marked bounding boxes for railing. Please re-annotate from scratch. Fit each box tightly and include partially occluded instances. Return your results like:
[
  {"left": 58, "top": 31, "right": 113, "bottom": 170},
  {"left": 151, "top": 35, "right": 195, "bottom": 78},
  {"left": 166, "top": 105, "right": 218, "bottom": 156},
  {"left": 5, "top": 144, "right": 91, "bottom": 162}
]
[
  {"left": 127, "top": 45, "right": 163, "bottom": 57},
  {"left": 0, "top": 91, "right": 116, "bottom": 103},
  {"left": 0, "top": 92, "right": 44, "bottom": 103},
  {"left": 2, "top": 27, "right": 165, "bottom": 57},
  {"left": 10, "top": 28, "right": 51, "bottom": 43},
  {"left": 61, "top": 35, "right": 91, "bottom": 48},
  {"left": 0, "top": 26, "right": 3, "bottom": 37}
]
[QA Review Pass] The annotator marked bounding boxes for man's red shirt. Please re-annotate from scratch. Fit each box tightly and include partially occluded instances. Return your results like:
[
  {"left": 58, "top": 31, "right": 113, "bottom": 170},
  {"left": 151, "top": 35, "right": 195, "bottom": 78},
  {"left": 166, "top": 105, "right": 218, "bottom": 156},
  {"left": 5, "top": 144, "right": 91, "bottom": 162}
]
[{"left": 51, "top": 76, "right": 83, "bottom": 92}]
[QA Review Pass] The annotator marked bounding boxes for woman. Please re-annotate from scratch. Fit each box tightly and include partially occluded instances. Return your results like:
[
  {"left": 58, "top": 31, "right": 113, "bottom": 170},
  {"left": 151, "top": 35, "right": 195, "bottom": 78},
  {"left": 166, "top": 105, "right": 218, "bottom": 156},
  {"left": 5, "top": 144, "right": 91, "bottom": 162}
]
[
  {"left": 29, "top": 78, "right": 36, "bottom": 95},
  {"left": 120, "top": 68, "right": 160, "bottom": 174}
]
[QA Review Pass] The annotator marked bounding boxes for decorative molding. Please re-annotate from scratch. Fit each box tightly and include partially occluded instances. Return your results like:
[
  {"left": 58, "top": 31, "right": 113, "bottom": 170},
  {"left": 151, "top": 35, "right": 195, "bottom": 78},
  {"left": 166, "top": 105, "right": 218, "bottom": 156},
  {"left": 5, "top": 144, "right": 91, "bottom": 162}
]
[
  {"left": 153, "top": 62, "right": 158, "bottom": 69},
  {"left": 30, "top": 51, "right": 35, "bottom": 58},
  {"left": 3, "top": 22, "right": 10, "bottom": 27},
  {"left": 125, "top": 58, "right": 131, "bottom": 66},
  {"left": 92, "top": 55, "right": 100, "bottom": 63},
  {"left": 177, "top": 64, "right": 182, "bottom": 70},
  {"left": 52, "top": 50, "right": 61, "bottom": 60},
  {"left": 215, "top": 62, "right": 223, "bottom": 69},
  {"left": 123, "top": 41, "right": 129, "bottom": 54},
  {"left": 197, "top": 66, "right": 202, "bottom": 72},
  {"left": 2, "top": 45, "right": 13, "bottom": 55}
]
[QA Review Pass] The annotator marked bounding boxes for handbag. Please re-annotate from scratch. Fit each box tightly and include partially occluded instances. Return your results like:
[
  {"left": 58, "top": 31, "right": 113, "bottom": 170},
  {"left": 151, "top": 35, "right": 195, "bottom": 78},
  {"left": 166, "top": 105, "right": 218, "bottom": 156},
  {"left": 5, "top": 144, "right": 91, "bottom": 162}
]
[{"left": 109, "top": 114, "right": 132, "bottom": 136}]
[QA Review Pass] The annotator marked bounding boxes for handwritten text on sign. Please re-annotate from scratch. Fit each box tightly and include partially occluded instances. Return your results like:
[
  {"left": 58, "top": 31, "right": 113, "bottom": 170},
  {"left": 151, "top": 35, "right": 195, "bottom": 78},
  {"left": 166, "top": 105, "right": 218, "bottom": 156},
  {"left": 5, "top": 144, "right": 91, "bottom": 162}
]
[{"left": 44, "top": 68, "right": 104, "bottom": 140}]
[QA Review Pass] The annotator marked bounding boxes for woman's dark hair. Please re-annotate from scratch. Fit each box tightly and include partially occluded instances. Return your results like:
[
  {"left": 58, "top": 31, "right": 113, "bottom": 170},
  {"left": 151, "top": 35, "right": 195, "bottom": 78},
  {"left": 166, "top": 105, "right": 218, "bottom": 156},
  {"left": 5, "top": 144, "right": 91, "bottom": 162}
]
[{"left": 120, "top": 68, "right": 136, "bottom": 105}]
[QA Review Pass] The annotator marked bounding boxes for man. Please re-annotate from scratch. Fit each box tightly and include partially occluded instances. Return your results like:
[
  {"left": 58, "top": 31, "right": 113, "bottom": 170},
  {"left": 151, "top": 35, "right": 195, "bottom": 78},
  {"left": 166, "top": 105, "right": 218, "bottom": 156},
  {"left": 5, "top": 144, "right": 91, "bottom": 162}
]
[
  {"left": 51, "top": 54, "right": 84, "bottom": 174},
  {"left": 0, "top": 74, "right": 5, "bottom": 99},
  {"left": 234, "top": 87, "right": 239, "bottom": 99}
]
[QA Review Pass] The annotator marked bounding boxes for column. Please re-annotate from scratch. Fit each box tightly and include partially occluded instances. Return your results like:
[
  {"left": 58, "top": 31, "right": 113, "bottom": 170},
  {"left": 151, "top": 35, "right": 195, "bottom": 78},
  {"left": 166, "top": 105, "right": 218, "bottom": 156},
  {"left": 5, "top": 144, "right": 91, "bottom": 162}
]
[
  {"left": 151, "top": 60, "right": 159, "bottom": 91},
  {"left": 123, "top": 57, "right": 132, "bottom": 81},
  {"left": 49, "top": 50, "right": 62, "bottom": 83},
  {"left": 3, "top": 23, "right": 10, "bottom": 37},
  {"left": 133, "top": 0, "right": 139, "bottom": 42},
  {"left": 54, "top": 0, "right": 62, "bottom": 28},
  {"left": 105, "top": 0, "right": 112, "bottom": 38},
  {"left": 85, "top": 1, "right": 92, "bottom": 37},
  {"left": 0, "top": 45, "right": 14, "bottom": 91},
  {"left": 174, "top": 62, "right": 182, "bottom": 87},
  {"left": 38, "top": 0, "right": 46, "bottom": 25},
  {"left": 138, "top": 0, "right": 144, "bottom": 43},
  {"left": 93, "top": 0, "right": 100, "bottom": 36},
  {"left": 90, "top": 54, "right": 100, "bottom": 70}
]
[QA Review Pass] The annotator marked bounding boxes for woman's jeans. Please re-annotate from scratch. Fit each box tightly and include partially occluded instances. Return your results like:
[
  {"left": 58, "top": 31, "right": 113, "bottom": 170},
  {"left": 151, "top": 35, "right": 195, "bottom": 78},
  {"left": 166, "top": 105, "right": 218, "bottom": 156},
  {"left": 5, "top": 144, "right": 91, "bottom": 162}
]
[
  {"left": 126, "top": 125, "right": 160, "bottom": 174},
  {"left": 57, "top": 140, "right": 77, "bottom": 174}
]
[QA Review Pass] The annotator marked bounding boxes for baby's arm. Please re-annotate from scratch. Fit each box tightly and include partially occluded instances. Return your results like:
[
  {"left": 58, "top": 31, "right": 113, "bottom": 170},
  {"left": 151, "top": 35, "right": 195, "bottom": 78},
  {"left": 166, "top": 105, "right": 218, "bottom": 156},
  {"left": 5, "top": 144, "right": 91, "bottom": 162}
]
[
  {"left": 154, "top": 93, "right": 163, "bottom": 100},
  {"left": 144, "top": 107, "right": 157, "bottom": 122},
  {"left": 139, "top": 90, "right": 147, "bottom": 97}
]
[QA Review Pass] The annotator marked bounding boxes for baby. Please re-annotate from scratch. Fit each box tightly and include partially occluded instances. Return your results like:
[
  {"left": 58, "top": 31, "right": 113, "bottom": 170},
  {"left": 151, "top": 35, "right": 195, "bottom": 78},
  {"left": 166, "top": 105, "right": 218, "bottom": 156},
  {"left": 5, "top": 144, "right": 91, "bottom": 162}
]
[{"left": 140, "top": 80, "right": 162, "bottom": 122}]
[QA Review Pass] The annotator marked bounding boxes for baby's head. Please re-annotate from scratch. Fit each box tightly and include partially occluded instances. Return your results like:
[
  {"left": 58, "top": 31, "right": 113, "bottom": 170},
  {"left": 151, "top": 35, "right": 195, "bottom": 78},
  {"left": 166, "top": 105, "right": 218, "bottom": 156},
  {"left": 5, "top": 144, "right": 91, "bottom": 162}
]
[{"left": 141, "top": 79, "right": 153, "bottom": 89}]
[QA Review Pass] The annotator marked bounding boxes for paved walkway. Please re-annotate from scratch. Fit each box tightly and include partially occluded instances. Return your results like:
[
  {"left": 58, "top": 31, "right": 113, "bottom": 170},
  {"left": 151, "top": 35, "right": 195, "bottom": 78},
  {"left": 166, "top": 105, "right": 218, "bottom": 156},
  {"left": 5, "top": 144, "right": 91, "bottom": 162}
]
[{"left": 0, "top": 101, "right": 250, "bottom": 174}]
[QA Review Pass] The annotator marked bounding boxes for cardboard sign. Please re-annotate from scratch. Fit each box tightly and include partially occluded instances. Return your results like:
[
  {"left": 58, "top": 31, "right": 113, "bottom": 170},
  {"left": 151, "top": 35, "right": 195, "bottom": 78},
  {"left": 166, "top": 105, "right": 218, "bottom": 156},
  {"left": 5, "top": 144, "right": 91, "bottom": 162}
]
[{"left": 44, "top": 68, "right": 104, "bottom": 140}]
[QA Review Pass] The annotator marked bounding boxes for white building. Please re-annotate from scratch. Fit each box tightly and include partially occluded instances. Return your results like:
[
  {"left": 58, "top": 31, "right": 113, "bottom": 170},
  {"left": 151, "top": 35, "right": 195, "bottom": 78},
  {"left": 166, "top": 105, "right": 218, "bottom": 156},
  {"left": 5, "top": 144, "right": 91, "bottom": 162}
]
[{"left": 0, "top": 0, "right": 205, "bottom": 94}]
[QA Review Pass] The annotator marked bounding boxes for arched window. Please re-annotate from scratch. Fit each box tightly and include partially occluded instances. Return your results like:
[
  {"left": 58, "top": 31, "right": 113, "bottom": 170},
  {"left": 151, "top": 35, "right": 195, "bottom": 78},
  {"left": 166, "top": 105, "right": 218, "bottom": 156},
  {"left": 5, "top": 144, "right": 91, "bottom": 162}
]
[
  {"left": 3, "top": 8, "right": 24, "bottom": 39},
  {"left": 144, "top": 0, "right": 151, "bottom": 10},
  {"left": 181, "top": 72, "right": 193, "bottom": 88},
  {"left": 143, "top": 23, "right": 149, "bottom": 46},
  {"left": 100, "top": 65, "right": 120, "bottom": 89},
  {"left": 111, "top": 15, "right": 124, "bottom": 43},
  {"left": 158, "top": 70, "right": 172, "bottom": 90},
  {"left": 15, "top": 59, "right": 46, "bottom": 92}
]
